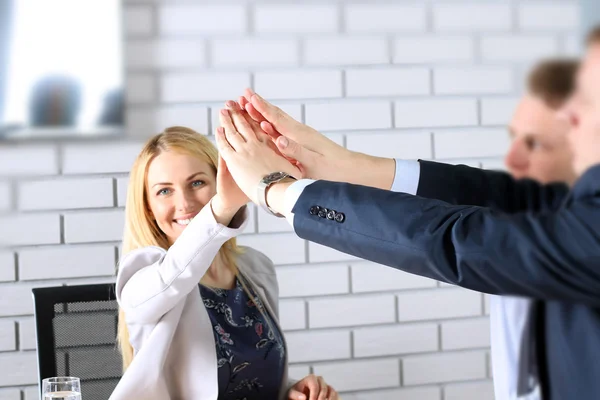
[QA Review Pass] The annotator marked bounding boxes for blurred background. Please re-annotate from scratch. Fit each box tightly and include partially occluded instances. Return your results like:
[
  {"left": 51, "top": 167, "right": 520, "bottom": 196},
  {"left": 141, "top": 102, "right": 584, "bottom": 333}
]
[
  {"left": 0, "top": 0, "right": 598, "bottom": 399},
  {"left": 0, "top": 0, "right": 123, "bottom": 139}
]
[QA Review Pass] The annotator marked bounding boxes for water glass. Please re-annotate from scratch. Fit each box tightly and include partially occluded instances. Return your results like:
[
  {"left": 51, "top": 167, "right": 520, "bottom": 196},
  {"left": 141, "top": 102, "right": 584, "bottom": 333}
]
[{"left": 42, "top": 377, "right": 82, "bottom": 400}]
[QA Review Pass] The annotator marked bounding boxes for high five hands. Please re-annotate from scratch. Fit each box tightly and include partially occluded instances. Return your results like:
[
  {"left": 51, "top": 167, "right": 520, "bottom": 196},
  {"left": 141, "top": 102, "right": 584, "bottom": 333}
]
[{"left": 215, "top": 89, "right": 396, "bottom": 214}]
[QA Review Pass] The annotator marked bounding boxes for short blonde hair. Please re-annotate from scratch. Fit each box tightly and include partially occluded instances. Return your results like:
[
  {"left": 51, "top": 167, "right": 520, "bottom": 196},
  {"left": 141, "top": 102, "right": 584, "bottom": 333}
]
[{"left": 117, "top": 126, "right": 241, "bottom": 370}]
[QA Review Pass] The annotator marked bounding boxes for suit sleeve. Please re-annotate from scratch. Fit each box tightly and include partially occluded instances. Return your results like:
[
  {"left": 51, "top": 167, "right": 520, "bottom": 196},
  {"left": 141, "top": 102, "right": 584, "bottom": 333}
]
[
  {"left": 292, "top": 181, "right": 600, "bottom": 306},
  {"left": 417, "top": 160, "right": 570, "bottom": 213}
]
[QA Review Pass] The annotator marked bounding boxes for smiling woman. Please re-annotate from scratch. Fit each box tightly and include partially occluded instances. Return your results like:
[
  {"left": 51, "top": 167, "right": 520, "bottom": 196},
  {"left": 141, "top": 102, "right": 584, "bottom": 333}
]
[
  {"left": 145, "top": 151, "right": 217, "bottom": 245},
  {"left": 111, "top": 127, "right": 338, "bottom": 400}
]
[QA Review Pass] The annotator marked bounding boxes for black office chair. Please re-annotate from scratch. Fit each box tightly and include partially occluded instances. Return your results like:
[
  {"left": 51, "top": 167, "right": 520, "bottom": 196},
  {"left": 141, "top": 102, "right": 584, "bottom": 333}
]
[{"left": 32, "top": 284, "right": 123, "bottom": 400}]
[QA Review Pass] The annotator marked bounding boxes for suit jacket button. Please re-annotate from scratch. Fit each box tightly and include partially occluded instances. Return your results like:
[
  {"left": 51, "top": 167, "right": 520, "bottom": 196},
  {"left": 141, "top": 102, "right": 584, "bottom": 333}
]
[
  {"left": 309, "top": 206, "right": 320, "bottom": 215},
  {"left": 326, "top": 210, "right": 336, "bottom": 220},
  {"left": 335, "top": 213, "right": 345, "bottom": 223},
  {"left": 318, "top": 208, "right": 328, "bottom": 218}
]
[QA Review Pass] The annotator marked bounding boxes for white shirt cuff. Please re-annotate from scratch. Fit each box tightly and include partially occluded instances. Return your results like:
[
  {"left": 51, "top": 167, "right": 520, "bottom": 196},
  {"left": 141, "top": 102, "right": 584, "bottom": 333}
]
[
  {"left": 391, "top": 159, "right": 420, "bottom": 195},
  {"left": 283, "top": 179, "right": 316, "bottom": 227}
]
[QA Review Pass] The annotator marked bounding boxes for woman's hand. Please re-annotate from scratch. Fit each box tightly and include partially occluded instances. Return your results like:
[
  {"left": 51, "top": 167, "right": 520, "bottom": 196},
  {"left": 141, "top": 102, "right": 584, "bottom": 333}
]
[
  {"left": 287, "top": 374, "right": 339, "bottom": 400},
  {"left": 215, "top": 104, "right": 301, "bottom": 206},
  {"left": 211, "top": 154, "right": 249, "bottom": 226}
]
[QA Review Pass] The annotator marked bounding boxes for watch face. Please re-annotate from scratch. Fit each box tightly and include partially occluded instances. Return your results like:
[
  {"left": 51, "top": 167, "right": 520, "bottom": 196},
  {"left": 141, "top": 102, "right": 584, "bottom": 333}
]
[{"left": 266, "top": 172, "right": 287, "bottom": 183}]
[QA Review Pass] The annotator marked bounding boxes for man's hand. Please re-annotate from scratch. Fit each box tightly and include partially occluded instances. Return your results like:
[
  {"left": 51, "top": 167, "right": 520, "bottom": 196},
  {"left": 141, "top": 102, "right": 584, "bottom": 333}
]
[
  {"left": 238, "top": 89, "right": 350, "bottom": 180},
  {"left": 238, "top": 89, "right": 396, "bottom": 190},
  {"left": 287, "top": 374, "right": 339, "bottom": 400}
]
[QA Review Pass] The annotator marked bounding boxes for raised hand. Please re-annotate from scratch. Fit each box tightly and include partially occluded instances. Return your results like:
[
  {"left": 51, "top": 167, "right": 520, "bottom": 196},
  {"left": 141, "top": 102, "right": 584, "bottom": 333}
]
[
  {"left": 238, "top": 89, "right": 350, "bottom": 181},
  {"left": 237, "top": 89, "right": 396, "bottom": 189},
  {"left": 228, "top": 99, "right": 303, "bottom": 173},
  {"left": 215, "top": 103, "right": 301, "bottom": 206}
]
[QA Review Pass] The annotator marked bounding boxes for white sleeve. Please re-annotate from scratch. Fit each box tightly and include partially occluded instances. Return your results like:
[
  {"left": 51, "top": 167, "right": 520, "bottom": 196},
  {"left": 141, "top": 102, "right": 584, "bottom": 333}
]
[{"left": 116, "top": 200, "right": 248, "bottom": 324}]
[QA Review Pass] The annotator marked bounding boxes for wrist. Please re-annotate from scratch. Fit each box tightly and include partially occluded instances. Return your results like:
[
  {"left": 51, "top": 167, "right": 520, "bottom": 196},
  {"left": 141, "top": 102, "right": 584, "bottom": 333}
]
[
  {"left": 211, "top": 195, "right": 240, "bottom": 226},
  {"left": 265, "top": 178, "right": 295, "bottom": 215},
  {"left": 348, "top": 152, "right": 395, "bottom": 189}
]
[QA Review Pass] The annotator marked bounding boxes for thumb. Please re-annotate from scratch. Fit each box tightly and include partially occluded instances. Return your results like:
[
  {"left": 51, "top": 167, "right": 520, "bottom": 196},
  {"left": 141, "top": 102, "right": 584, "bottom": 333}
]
[
  {"left": 276, "top": 136, "right": 312, "bottom": 164},
  {"left": 217, "top": 154, "right": 230, "bottom": 182},
  {"left": 218, "top": 154, "right": 227, "bottom": 172},
  {"left": 287, "top": 389, "right": 307, "bottom": 400}
]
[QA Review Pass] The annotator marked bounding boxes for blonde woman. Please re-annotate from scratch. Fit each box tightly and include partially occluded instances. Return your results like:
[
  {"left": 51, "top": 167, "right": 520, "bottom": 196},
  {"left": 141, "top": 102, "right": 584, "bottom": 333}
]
[{"left": 109, "top": 127, "right": 338, "bottom": 400}]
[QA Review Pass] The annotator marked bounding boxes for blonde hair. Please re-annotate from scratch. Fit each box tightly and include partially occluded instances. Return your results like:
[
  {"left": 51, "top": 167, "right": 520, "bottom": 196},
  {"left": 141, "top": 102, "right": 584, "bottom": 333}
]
[{"left": 118, "top": 126, "right": 241, "bottom": 371}]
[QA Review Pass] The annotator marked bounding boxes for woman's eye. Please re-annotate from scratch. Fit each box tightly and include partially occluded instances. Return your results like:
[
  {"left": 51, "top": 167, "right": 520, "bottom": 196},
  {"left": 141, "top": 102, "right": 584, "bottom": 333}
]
[
  {"left": 191, "top": 180, "right": 205, "bottom": 188},
  {"left": 157, "top": 188, "right": 171, "bottom": 196}
]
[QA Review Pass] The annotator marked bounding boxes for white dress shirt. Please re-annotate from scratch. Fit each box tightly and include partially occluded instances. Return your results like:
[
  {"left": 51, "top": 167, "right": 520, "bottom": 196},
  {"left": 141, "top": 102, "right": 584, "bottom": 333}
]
[{"left": 281, "top": 159, "right": 536, "bottom": 400}]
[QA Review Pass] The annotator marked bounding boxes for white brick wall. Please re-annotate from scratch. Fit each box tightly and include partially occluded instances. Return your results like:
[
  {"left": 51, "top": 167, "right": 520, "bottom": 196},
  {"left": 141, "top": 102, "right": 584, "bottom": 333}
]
[
  {"left": 212, "top": 39, "right": 299, "bottom": 68},
  {"left": 128, "top": 105, "right": 210, "bottom": 137},
  {"left": 481, "top": 97, "right": 520, "bottom": 126},
  {"left": 18, "top": 245, "right": 116, "bottom": 281},
  {"left": 0, "top": 182, "right": 11, "bottom": 212},
  {"left": 309, "top": 294, "right": 396, "bottom": 328},
  {"left": 0, "top": 146, "right": 58, "bottom": 177},
  {"left": 285, "top": 329, "right": 351, "bottom": 363},
  {"left": 481, "top": 35, "right": 559, "bottom": 62},
  {"left": 126, "top": 39, "right": 206, "bottom": 70},
  {"left": 353, "top": 323, "right": 438, "bottom": 358},
  {"left": 445, "top": 381, "right": 495, "bottom": 400},
  {"left": 434, "top": 67, "right": 514, "bottom": 95},
  {"left": 304, "top": 38, "right": 389, "bottom": 66},
  {"left": 393, "top": 36, "right": 475, "bottom": 64},
  {"left": 254, "top": 5, "right": 338, "bottom": 34},
  {"left": 1, "top": 0, "right": 580, "bottom": 397},
  {"left": 161, "top": 72, "right": 251, "bottom": 103},
  {"left": 277, "top": 264, "right": 349, "bottom": 298},
  {"left": 397, "top": 288, "right": 482, "bottom": 322},
  {"left": 63, "top": 210, "right": 125, "bottom": 244},
  {"left": 255, "top": 70, "right": 342, "bottom": 100},
  {"left": 18, "top": 178, "right": 114, "bottom": 211},
  {"left": 0, "top": 252, "right": 15, "bottom": 282},
  {"left": 0, "top": 320, "right": 15, "bottom": 351},
  {"left": 305, "top": 101, "right": 392, "bottom": 131},
  {"left": 351, "top": 261, "right": 436, "bottom": 293},
  {"left": 433, "top": 4, "right": 512, "bottom": 31},
  {"left": 159, "top": 5, "right": 246, "bottom": 35},
  {"left": 345, "top": 68, "right": 429, "bottom": 97},
  {"left": 442, "top": 318, "right": 491, "bottom": 350},
  {"left": 345, "top": 5, "right": 427, "bottom": 33},
  {"left": 518, "top": 3, "right": 580, "bottom": 31},
  {"left": 403, "top": 351, "right": 487, "bottom": 385},
  {"left": 395, "top": 98, "right": 478, "bottom": 128},
  {"left": 314, "top": 359, "right": 400, "bottom": 392}
]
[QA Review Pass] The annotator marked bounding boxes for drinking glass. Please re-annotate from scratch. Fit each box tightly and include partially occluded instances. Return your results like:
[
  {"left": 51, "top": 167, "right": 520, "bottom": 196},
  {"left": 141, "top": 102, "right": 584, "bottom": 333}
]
[{"left": 42, "top": 377, "right": 82, "bottom": 400}]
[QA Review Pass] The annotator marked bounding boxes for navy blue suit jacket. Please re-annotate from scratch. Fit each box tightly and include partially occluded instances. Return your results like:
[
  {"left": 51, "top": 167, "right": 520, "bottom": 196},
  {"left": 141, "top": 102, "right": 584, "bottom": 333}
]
[{"left": 293, "top": 160, "right": 600, "bottom": 400}]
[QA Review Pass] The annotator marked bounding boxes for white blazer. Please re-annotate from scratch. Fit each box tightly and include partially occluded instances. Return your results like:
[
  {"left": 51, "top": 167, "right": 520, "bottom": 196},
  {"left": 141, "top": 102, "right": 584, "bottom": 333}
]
[{"left": 109, "top": 202, "right": 293, "bottom": 400}]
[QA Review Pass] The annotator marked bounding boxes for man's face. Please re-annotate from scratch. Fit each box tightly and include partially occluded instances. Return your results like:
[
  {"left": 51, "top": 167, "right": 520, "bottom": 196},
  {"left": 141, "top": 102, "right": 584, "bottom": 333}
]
[
  {"left": 563, "top": 43, "right": 600, "bottom": 177},
  {"left": 506, "top": 94, "right": 576, "bottom": 185}
]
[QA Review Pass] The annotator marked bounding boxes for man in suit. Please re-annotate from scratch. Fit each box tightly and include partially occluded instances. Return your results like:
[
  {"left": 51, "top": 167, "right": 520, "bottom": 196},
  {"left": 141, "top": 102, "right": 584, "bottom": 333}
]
[
  {"left": 215, "top": 27, "right": 600, "bottom": 400},
  {"left": 491, "top": 58, "right": 578, "bottom": 400}
]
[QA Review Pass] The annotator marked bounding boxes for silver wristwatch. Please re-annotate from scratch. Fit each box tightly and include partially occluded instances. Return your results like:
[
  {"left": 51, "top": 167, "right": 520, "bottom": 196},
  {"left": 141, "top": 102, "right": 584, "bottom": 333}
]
[{"left": 257, "top": 172, "right": 294, "bottom": 217}]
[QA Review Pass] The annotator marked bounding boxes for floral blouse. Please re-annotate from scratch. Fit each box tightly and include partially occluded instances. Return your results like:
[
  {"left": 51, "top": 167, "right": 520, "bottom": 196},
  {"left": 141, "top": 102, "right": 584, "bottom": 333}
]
[{"left": 199, "top": 274, "right": 285, "bottom": 400}]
